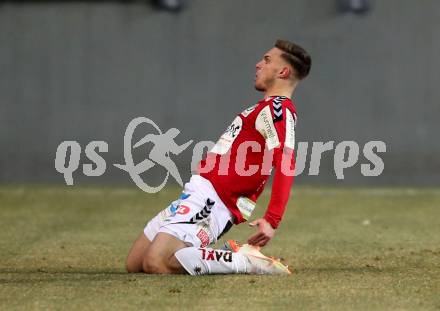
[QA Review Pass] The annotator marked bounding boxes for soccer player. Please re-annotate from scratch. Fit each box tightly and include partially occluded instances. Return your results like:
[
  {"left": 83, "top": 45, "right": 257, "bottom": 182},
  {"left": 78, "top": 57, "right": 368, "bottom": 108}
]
[{"left": 125, "top": 39, "right": 311, "bottom": 275}]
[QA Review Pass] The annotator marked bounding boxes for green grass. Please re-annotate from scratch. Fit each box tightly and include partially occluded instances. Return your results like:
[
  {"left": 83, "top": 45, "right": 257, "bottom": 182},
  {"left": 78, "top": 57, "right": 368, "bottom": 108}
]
[{"left": 0, "top": 185, "right": 439, "bottom": 310}]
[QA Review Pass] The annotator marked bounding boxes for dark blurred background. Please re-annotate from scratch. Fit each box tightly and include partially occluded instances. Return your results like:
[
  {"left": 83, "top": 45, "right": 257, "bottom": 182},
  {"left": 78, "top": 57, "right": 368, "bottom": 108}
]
[{"left": 0, "top": 0, "right": 439, "bottom": 186}]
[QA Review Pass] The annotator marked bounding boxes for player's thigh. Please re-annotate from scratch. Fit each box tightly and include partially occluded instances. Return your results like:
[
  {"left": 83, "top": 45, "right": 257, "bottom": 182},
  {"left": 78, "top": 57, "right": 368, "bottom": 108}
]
[
  {"left": 126, "top": 232, "right": 152, "bottom": 273},
  {"left": 143, "top": 232, "right": 187, "bottom": 274}
]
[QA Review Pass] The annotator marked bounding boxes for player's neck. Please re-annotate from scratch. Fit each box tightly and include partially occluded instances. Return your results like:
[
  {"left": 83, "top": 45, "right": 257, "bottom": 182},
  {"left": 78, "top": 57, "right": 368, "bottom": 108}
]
[{"left": 264, "top": 83, "right": 297, "bottom": 100}]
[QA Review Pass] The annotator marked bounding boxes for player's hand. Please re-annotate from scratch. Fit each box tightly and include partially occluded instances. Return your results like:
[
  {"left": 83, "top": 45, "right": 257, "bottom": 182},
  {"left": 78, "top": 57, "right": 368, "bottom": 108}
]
[{"left": 247, "top": 218, "right": 275, "bottom": 247}]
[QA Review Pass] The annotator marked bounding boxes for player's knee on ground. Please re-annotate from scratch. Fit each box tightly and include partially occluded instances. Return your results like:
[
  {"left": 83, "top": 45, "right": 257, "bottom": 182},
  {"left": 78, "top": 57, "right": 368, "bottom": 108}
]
[
  {"left": 142, "top": 251, "right": 170, "bottom": 274},
  {"left": 125, "top": 244, "right": 146, "bottom": 273},
  {"left": 125, "top": 232, "right": 152, "bottom": 273},
  {"left": 125, "top": 254, "right": 143, "bottom": 273}
]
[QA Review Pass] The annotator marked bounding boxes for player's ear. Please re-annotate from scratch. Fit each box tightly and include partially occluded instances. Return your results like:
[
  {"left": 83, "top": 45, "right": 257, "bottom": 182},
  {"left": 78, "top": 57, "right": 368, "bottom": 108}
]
[{"left": 279, "top": 66, "right": 292, "bottom": 79}]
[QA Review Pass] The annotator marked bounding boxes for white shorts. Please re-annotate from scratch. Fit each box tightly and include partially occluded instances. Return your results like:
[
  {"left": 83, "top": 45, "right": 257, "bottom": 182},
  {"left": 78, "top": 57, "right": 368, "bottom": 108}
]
[{"left": 144, "top": 175, "right": 234, "bottom": 248}]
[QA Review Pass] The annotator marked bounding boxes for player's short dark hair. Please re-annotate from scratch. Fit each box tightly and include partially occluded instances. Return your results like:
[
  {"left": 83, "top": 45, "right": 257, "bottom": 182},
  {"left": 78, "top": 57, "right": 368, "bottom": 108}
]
[{"left": 275, "top": 39, "right": 311, "bottom": 80}]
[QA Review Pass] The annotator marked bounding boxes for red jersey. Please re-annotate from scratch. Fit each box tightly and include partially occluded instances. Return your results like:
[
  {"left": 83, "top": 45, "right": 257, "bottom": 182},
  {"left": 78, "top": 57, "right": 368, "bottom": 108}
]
[{"left": 198, "top": 96, "right": 297, "bottom": 229}]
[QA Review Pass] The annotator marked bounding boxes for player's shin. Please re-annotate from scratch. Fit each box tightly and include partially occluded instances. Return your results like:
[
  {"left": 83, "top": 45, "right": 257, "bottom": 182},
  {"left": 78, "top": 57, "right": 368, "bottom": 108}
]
[{"left": 174, "top": 247, "right": 250, "bottom": 275}]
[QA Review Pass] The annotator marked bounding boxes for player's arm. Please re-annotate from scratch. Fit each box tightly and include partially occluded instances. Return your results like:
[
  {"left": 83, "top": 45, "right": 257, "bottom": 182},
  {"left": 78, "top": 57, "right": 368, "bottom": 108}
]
[
  {"left": 263, "top": 146, "right": 295, "bottom": 228},
  {"left": 247, "top": 147, "right": 295, "bottom": 246},
  {"left": 248, "top": 98, "right": 296, "bottom": 246}
]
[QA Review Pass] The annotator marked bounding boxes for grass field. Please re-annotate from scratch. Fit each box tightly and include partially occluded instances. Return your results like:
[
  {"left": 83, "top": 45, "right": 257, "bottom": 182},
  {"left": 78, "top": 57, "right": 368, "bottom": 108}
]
[{"left": 0, "top": 185, "right": 439, "bottom": 310}]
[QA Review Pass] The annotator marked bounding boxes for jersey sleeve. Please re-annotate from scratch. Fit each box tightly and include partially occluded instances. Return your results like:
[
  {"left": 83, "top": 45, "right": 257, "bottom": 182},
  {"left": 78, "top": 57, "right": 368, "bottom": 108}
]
[{"left": 256, "top": 97, "right": 297, "bottom": 229}]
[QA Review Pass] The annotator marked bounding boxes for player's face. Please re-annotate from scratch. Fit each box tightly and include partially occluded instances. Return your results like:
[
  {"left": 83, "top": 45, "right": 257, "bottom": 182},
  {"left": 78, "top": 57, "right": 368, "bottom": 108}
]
[{"left": 254, "top": 48, "right": 285, "bottom": 92}]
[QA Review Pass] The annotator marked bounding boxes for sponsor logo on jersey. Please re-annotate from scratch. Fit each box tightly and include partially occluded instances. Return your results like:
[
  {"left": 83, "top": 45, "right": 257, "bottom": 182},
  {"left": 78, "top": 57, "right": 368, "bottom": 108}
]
[
  {"left": 255, "top": 106, "right": 280, "bottom": 150},
  {"left": 285, "top": 109, "right": 296, "bottom": 149}
]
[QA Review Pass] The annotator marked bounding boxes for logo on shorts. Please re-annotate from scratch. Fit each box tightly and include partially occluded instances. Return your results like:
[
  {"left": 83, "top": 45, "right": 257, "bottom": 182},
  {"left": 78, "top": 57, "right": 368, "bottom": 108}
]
[
  {"left": 177, "top": 205, "right": 190, "bottom": 215},
  {"left": 161, "top": 193, "right": 191, "bottom": 220},
  {"left": 196, "top": 229, "right": 210, "bottom": 248},
  {"left": 178, "top": 198, "right": 215, "bottom": 224},
  {"left": 170, "top": 193, "right": 190, "bottom": 214}
]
